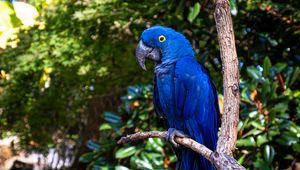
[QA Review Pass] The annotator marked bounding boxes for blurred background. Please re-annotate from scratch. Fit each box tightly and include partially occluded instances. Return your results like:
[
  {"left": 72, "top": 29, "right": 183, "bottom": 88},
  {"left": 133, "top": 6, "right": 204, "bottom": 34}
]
[{"left": 0, "top": 0, "right": 299, "bottom": 169}]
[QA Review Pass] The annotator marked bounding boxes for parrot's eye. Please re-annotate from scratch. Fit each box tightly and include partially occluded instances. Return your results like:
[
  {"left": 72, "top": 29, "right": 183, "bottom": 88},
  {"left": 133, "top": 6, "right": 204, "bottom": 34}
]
[{"left": 158, "top": 35, "right": 166, "bottom": 42}]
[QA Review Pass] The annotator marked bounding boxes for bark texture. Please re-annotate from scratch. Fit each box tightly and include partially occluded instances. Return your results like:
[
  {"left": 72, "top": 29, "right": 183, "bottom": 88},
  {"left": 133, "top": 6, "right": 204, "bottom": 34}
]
[{"left": 214, "top": 0, "right": 240, "bottom": 155}]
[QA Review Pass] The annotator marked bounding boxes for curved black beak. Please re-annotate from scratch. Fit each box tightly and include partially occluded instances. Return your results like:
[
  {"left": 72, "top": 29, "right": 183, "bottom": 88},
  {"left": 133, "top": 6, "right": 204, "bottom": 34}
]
[{"left": 135, "top": 40, "right": 161, "bottom": 71}]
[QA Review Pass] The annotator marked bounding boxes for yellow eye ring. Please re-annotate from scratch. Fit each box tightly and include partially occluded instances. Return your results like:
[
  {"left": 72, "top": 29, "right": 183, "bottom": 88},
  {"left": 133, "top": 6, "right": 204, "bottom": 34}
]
[{"left": 158, "top": 35, "right": 166, "bottom": 42}]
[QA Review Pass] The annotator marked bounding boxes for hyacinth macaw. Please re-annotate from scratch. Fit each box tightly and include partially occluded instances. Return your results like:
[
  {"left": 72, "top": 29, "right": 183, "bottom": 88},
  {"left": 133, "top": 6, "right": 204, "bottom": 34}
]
[{"left": 135, "top": 26, "right": 220, "bottom": 170}]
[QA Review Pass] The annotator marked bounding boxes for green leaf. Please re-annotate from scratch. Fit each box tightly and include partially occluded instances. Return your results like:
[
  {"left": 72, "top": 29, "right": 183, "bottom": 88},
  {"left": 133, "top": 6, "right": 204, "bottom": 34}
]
[
  {"left": 289, "top": 67, "right": 300, "bottom": 86},
  {"left": 115, "top": 146, "right": 136, "bottom": 159},
  {"left": 242, "top": 128, "right": 262, "bottom": 138},
  {"left": 276, "top": 131, "right": 299, "bottom": 146},
  {"left": 145, "top": 138, "right": 163, "bottom": 152},
  {"left": 237, "top": 121, "right": 244, "bottom": 131},
  {"left": 141, "top": 152, "right": 164, "bottom": 166},
  {"left": 268, "top": 126, "right": 280, "bottom": 138},
  {"left": 284, "top": 154, "right": 294, "bottom": 160},
  {"left": 138, "top": 110, "right": 147, "bottom": 120},
  {"left": 253, "top": 158, "right": 272, "bottom": 170},
  {"left": 241, "top": 88, "right": 252, "bottom": 103},
  {"left": 135, "top": 158, "right": 153, "bottom": 169},
  {"left": 292, "top": 143, "right": 300, "bottom": 153},
  {"left": 115, "top": 165, "right": 130, "bottom": 170},
  {"left": 87, "top": 140, "right": 100, "bottom": 151},
  {"left": 293, "top": 90, "right": 300, "bottom": 98},
  {"left": 187, "top": 3, "right": 200, "bottom": 23},
  {"left": 79, "top": 152, "right": 94, "bottom": 163},
  {"left": 257, "top": 134, "right": 268, "bottom": 147},
  {"left": 264, "top": 145, "right": 275, "bottom": 163},
  {"left": 130, "top": 156, "right": 138, "bottom": 167},
  {"left": 236, "top": 137, "right": 256, "bottom": 146},
  {"left": 251, "top": 121, "right": 265, "bottom": 130},
  {"left": 247, "top": 66, "right": 261, "bottom": 80},
  {"left": 153, "top": 138, "right": 164, "bottom": 147},
  {"left": 274, "top": 63, "right": 287, "bottom": 73},
  {"left": 170, "top": 155, "right": 177, "bottom": 163},
  {"left": 229, "top": 0, "right": 238, "bottom": 16},
  {"left": 263, "top": 57, "right": 272, "bottom": 77},
  {"left": 104, "top": 112, "right": 122, "bottom": 124},
  {"left": 273, "top": 103, "right": 288, "bottom": 112},
  {"left": 238, "top": 154, "right": 246, "bottom": 165},
  {"left": 261, "top": 79, "right": 271, "bottom": 97},
  {"left": 99, "top": 123, "right": 112, "bottom": 130},
  {"left": 96, "top": 165, "right": 108, "bottom": 170},
  {"left": 249, "top": 111, "right": 258, "bottom": 118}
]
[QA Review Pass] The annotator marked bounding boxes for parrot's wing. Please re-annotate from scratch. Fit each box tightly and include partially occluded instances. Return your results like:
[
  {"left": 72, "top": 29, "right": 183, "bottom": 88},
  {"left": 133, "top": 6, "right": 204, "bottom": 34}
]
[{"left": 175, "top": 57, "right": 220, "bottom": 150}]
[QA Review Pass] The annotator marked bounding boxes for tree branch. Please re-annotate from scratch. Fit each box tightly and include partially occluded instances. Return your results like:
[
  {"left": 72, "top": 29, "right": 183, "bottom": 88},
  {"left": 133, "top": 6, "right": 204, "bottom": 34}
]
[
  {"left": 117, "top": 131, "right": 212, "bottom": 160},
  {"left": 214, "top": 0, "right": 240, "bottom": 156},
  {"left": 118, "top": 131, "right": 245, "bottom": 170}
]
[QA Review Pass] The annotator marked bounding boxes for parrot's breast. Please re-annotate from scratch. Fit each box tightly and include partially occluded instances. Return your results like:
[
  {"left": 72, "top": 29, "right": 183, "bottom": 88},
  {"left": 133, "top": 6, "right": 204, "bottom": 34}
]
[{"left": 155, "top": 64, "right": 184, "bottom": 129}]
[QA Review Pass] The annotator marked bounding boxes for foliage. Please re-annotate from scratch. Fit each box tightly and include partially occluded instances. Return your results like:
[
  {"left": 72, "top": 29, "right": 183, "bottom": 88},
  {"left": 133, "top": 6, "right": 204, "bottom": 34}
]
[
  {"left": 79, "top": 85, "right": 176, "bottom": 169},
  {"left": 0, "top": 0, "right": 154, "bottom": 150},
  {"left": 0, "top": 0, "right": 299, "bottom": 169},
  {"left": 236, "top": 57, "right": 300, "bottom": 169}
]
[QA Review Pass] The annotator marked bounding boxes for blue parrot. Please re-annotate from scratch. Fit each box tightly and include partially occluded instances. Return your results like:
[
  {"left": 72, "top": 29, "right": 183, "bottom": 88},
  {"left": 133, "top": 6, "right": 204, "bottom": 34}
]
[{"left": 135, "top": 26, "right": 220, "bottom": 170}]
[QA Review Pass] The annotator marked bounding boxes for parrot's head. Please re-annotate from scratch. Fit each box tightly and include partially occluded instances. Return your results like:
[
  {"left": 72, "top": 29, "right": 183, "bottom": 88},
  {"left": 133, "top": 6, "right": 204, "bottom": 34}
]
[{"left": 135, "top": 26, "right": 194, "bottom": 71}]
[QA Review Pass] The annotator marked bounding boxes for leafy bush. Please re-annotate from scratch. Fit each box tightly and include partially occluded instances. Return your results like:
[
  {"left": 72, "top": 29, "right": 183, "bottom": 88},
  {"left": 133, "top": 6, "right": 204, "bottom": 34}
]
[
  {"left": 80, "top": 85, "right": 176, "bottom": 169},
  {"left": 236, "top": 57, "right": 300, "bottom": 169}
]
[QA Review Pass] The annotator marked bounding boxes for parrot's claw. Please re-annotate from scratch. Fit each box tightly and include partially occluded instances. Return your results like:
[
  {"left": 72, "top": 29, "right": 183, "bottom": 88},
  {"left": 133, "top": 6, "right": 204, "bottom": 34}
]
[{"left": 166, "top": 128, "right": 189, "bottom": 148}]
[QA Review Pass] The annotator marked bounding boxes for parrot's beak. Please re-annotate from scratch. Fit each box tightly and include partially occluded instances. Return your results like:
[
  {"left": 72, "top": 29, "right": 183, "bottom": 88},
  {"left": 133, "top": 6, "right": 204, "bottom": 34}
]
[{"left": 135, "top": 40, "right": 161, "bottom": 71}]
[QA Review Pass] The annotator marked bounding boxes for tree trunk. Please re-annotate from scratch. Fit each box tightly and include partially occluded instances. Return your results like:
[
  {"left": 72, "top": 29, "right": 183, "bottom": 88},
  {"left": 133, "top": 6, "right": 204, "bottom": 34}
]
[{"left": 214, "top": 0, "right": 240, "bottom": 156}]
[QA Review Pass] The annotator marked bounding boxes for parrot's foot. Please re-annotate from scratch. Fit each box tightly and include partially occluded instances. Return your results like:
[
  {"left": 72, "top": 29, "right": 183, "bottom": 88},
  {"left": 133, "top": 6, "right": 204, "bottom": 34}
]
[{"left": 166, "top": 128, "right": 189, "bottom": 148}]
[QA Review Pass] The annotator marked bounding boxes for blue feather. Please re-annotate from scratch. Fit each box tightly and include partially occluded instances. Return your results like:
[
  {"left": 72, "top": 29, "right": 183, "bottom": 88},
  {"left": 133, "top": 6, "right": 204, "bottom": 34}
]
[{"left": 142, "top": 26, "right": 220, "bottom": 170}]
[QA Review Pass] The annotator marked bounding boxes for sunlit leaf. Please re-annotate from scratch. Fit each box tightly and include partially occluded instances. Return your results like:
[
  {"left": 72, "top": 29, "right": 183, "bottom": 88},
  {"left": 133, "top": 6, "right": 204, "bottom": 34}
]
[
  {"left": 115, "top": 165, "right": 130, "bottom": 170},
  {"left": 257, "top": 134, "right": 268, "bottom": 147},
  {"left": 115, "top": 146, "right": 136, "bottom": 159},
  {"left": 251, "top": 121, "right": 265, "bottom": 130},
  {"left": 99, "top": 123, "right": 112, "bottom": 130},
  {"left": 229, "top": 0, "right": 238, "bottom": 16},
  {"left": 242, "top": 128, "right": 262, "bottom": 138},
  {"left": 236, "top": 137, "right": 256, "bottom": 146},
  {"left": 135, "top": 158, "right": 153, "bottom": 169},
  {"left": 238, "top": 154, "right": 246, "bottom": 165},
  {"left": 187, "top": 3, "right": 200, "bottom": 23},
  {"left": 264, "top": 145, "right": 275, "bottom": 163}
]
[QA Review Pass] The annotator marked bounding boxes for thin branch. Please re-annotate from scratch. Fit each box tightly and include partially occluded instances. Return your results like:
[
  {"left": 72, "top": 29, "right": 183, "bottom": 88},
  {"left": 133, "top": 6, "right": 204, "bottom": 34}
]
[
  {"left": 117, "top": 131, "right": 212, "bottom": 160},
  {"left": 214, "top": 0, "right": 240, "bottom": 155},
  {"left": 117, "top": 131, "right": 245, "bottom": 170}
]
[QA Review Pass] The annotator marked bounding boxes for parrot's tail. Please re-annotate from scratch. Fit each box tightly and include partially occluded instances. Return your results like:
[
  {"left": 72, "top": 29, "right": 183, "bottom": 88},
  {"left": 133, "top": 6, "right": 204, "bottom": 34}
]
[{"left": 175, "top": 148, "right": 214, "bottom": 170}]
